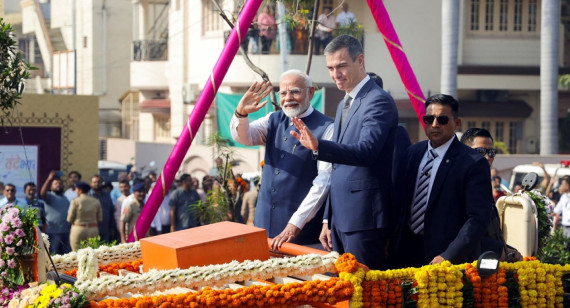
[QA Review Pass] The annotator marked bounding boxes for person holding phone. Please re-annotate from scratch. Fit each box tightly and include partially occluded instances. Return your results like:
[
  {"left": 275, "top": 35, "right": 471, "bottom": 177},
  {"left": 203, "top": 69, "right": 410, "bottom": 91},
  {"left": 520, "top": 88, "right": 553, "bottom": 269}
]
[{"left": 41, "top": 170, "right": 72, "bottom": 254}]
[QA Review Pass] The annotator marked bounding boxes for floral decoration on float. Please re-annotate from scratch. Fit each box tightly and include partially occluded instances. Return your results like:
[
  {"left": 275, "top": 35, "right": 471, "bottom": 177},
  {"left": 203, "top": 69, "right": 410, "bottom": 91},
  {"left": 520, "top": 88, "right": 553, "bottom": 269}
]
[
  {"left": 335, "top": 253, "right": 570, "bottom": 308},
  {"left": 76, "top": 250, "right": 340, "bottom": 300},
  {"left": 8, "top": 237, "right": 570, "bottom": 307}
]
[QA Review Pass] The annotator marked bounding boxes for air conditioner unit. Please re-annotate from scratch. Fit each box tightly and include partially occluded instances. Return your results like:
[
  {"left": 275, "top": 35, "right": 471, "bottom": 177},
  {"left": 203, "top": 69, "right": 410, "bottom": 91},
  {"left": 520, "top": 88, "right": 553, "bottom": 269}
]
[{"left": 182, "top": 83, "right": 199, "bottom": 103}]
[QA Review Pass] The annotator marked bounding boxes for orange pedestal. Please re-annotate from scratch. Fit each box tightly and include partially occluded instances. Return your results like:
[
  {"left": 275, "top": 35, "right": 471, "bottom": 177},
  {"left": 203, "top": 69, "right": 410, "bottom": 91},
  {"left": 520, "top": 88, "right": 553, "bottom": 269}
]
[{"left": 140, "top": 221, "right": 270, "bottom": 271}]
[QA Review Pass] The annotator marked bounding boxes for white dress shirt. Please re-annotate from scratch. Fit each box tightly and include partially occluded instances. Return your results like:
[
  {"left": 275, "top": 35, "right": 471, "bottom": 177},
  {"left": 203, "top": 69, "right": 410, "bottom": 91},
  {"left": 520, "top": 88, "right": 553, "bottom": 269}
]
[
  {"left": 147, "top": 182, "right": 171, "bottom": 232},
  {"left": 336, "top": 11, "right": 356, "bottom": 26},
  {"left": 317, "top": 13, "right": 336, "bottom": 33},
  {"left": 230, "top": 106, "right": 334, "bottom": 229},
  {"left": 346, "top": 75, "right": 371, "bottom": 107},
  {"left": 413, "top": 136, "right": 455, "bottom": 204}
]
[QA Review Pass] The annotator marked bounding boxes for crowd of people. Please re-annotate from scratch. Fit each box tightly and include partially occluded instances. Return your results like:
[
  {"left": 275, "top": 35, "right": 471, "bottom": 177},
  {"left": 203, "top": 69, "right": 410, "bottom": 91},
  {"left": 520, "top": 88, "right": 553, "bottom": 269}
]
[
  {"left": 0, "top": 168, "right": 253, "bottom": 255},
  {"left": 238, "top": 3, "right": 358, "bottom": 55}
]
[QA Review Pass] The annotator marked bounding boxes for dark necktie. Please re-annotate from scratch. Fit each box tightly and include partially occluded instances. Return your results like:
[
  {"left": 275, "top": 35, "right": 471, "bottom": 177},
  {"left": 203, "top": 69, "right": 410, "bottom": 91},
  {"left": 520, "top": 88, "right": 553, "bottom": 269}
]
[
  {"left": 410, "top": 149, "right": 438, "bottom": 234},
  {"left": 340, "top": 94, "right": 352, "bottom": 127}
]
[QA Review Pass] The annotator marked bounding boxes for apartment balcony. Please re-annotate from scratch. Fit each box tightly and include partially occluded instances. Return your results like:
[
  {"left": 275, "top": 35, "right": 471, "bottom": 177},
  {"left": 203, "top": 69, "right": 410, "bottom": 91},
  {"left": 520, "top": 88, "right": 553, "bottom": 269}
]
[
  {"left": 133, "top": 39, "right": 167, "bottom": 61},
  {"left": 130, "top": 40, "right": 168, "bottom": 90},
  {"left": 221, "top": 29, "right": 364, "bottom": 86}
]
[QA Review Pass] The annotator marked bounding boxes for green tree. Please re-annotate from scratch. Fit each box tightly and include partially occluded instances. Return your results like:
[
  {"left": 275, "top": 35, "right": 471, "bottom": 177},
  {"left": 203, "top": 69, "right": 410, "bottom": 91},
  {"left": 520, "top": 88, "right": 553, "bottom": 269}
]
[{"left": 0, "top": 19, "right": 33, "bottom": 126}]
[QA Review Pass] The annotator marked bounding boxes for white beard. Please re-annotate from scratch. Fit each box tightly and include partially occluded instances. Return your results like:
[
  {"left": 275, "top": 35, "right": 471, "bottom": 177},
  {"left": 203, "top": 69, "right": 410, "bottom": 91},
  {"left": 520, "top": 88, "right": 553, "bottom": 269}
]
[{"left": 282, "top": 99, "right": 309, "bottom": 118}]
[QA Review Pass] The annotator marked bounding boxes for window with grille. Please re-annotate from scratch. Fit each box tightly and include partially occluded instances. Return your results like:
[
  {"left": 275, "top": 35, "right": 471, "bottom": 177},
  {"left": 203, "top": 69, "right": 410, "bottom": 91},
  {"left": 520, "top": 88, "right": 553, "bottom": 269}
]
[
  {"left": 460, "top": 119, "right": 523, "bottom": 153},
  {"left": 508, "top": 121, "right": 522, "bottom": 153},
  {"left": 527, "top": 0, "right": 538, "bottom": 31},
  {"left": 471, "top": 0, "right": 481, "bottom": 30},
  {"left": 495, "top": 122, "right": 504, "bottom": 142},
  {"left": 485, "top": 0, "right": 495, "bottom": 31},
  {"left": 202, "top": 0, "right": 225, "bottom": 35},
  {"left": 468, "top": 0, "right": 540, "bottom": 36},
  {"left": 499, "top": 0, "right": 509, "bottom": 31},
  {"left": 154, "top": 114, "right": 171, "bottom": 142},
  {"left": 514, "top": 0, "right": 523, "bottom": 31}
]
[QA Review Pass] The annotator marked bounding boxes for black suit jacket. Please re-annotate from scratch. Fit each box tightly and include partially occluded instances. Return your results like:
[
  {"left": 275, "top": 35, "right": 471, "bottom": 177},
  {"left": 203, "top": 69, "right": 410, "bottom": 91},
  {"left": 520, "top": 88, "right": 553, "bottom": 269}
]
[{"left": 394, "top": 137, "right": 492, "bottom": 265}]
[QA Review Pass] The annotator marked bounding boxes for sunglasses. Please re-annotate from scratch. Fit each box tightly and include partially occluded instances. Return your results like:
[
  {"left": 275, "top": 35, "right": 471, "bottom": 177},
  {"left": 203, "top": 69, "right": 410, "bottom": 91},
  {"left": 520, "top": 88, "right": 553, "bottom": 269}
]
[
  {"left": 473, "top": 147, "right": 498, "bottom": 158},
  {"left": 422, "top": 115, "right": 450, "bottom": 125}
]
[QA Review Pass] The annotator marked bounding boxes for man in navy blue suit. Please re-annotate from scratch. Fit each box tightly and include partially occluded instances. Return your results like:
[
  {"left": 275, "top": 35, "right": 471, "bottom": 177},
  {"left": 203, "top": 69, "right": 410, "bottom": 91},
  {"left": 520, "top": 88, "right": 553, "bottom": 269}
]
[
  {"left": 291, "top": 35, "right": 398, "bottom": 269},
  {"left": 393, "top": 94, "right": 492, "bottom": 267}
]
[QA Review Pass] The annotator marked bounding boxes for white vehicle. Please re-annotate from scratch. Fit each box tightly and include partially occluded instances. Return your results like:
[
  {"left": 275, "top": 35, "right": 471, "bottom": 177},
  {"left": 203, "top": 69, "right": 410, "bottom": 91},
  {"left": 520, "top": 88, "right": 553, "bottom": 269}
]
[
  {"left": 98, "top": 160, "right": 129, "bottom": 188},
  {"left": 509, "top": 161, "right": 570, "bottom": 191}
]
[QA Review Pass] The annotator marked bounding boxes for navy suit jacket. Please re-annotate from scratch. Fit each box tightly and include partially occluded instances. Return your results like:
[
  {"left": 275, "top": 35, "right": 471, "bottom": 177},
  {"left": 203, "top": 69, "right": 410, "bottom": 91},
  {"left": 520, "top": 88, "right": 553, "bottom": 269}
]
[
  {"left": 395, "top": 137, "right": 492, "bottom": 264},
  {"left": 317, "top": 78, "right": 398, "bottom": 233}
]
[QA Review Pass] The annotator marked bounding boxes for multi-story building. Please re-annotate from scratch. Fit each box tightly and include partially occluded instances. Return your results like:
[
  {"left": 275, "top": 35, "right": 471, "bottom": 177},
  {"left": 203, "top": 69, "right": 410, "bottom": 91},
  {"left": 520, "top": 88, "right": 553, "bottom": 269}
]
[
  {"left": 19, "top": 0, "right": 132, "bottom": 138},
  {"left": 119, "top": 0, "right": 568, "bottom": 176}
]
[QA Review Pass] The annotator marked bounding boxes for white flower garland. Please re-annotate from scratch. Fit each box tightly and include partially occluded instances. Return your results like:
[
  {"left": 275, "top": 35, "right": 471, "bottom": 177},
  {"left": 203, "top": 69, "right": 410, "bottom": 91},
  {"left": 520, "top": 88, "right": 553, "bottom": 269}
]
[
  {"left": 41, "top": 233, "right": 50, "bottom": 252},
  {"left": 50, "top": 242, "right": 141, "bottom": 272},
  {"left": 77, "top": 251, "right": 339, "bottom": 300},
  {"left": 76, "top": 248, "right": 98, "bottom": 281}
]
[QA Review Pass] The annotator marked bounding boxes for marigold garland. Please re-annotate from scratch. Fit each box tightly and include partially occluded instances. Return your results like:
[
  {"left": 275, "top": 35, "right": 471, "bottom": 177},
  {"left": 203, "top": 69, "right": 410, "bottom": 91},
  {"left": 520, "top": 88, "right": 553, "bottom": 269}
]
[
  {"left": 63, "top": 260, "right": 144, "bottom": 278},
  {"left": 334, "top": 253, "right": 359, "bottom": 274},
  {"left": 497, "top": 268, "right": 509, "bottom": 308},
  {"left": 360, "top": 278, "right": 403, "bottom": 308},
  {"left": 465, "top": 263, "right": 482, "bottom": 307},
  {"left": 339, "top": 267, "right": 365, "bottom": 308},
  {"left": 89, "top": 278, "right": 353, "bottom": 308},
  {"left": 480, "top": 269, "right": 498, "bottom": 307},
  {"left": 39, "top": 252, "right": 570, "bottom": 308},
  {"left": 76, "top": 252, "right": 339, "bottom": 300}
]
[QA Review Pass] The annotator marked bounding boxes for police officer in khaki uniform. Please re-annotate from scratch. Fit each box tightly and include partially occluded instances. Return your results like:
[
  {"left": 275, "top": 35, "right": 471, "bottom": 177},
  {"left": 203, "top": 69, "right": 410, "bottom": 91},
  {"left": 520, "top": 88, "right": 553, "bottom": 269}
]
[
  {"left": 120, "top": 182, "right": 146, "bottom": 243},
  {"left": 67, "top": 181, "right": 102, "bottom": 251}
]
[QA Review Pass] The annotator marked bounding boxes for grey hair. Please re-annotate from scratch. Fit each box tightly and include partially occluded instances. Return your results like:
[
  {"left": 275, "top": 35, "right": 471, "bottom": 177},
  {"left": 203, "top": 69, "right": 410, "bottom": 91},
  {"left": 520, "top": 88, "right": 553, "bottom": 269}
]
[
  {"left": 323, "top": 35, "right": 363, "bottom": 61},
  {"left": 280, "top": 69, "right": 312, "bottom": 87}
]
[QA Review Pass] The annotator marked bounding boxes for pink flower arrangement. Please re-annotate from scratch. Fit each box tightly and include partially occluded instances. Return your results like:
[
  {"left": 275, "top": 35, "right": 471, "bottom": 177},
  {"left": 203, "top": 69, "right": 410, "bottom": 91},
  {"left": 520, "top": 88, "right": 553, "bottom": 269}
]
[
  {"left": 0, "top": 205, "right": 38, "bottom": 287},
  {"left": 0, "top": 284, "right": 29, "bottom": 306}
]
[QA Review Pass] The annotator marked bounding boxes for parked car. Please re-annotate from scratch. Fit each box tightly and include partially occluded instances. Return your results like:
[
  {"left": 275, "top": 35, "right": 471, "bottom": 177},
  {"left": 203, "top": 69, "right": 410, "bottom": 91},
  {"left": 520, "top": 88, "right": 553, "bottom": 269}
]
[
  {"left": 98, "top": 160, "right": 129, "bottom": 189},
  {"left": 509, "top": 161, "right": 570, "bottom": 192}
]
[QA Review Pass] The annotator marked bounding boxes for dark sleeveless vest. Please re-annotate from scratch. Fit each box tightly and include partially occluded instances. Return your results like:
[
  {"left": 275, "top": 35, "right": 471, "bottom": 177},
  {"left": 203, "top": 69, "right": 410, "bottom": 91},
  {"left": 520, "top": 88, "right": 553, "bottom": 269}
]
[{"left": 254, "top": 109, "right": 332, "bottom": 244}]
